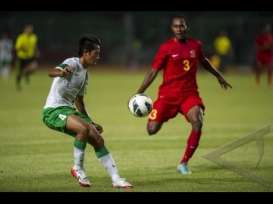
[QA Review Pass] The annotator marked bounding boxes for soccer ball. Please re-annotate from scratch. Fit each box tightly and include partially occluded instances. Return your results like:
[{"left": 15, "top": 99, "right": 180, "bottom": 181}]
[{"left": 128, "top": 94, "right": 153, "bottom": 117}]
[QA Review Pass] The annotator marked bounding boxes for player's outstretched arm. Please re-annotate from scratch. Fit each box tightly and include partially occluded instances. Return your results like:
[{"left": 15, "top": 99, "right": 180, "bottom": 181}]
[
  {"left": 48, "top": 66, "right": 72, "bottom": 78},
  {"left": 136, "top": 69, "right": 159, "bottom": 94},
  {"left": 200, "top": 56, "right": 232, "bottom": 90},
  {"left": 75, "top": 95, "right": 103, "bottom": 133}
]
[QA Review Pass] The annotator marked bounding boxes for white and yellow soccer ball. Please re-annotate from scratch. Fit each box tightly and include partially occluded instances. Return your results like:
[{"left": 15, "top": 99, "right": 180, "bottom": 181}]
[{"left": 128, "top": 94, "right": 153, "bottom": 117}]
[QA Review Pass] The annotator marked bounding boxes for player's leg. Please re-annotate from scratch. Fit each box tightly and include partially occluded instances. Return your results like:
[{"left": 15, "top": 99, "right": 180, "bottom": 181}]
[
  {"left": 146, "top": 98, "right": 178, "bottom": 136},
  {"left": 66, "top": 114, "right": 92, "bottom": 187},
  {"left": 0, "top": 60, "right": 10, "bottom": 79},
  {"left": 2, "top": 64, "right": 11, "bottom": 78},
  {"left": 16, "top": 59, "right": 24, "bottom": 90},
  {"left": 65, "top": 114, "right": 103, "bottom": 187},
  {"left": 43, "top": 106, "right": 132, "bottom": 188},
  {"left": 147, "top": 120, "right": 162, "bottom": 135},
  {"left": 89, "top": 124, "right": 132, "bottom": 188},
  {"left": 24, "top": 59, "right": 38, "bottom": 84},
  {"left": 187, "top": 105, "right": 203, "bottom": 131},
  {"left": 178, "top": 95, "right": 204, "bottom": 175},
  {"left": 87, "top": 124, "right": 132, "bottom": 188},
  {"left": 147, "top": 104, "right": 163, "bottom": 135},
  {"left": 42, "top": 107, "right": 91, "bottom": 187},
  {"left": 67, "top": 114, "right": 132, "bottom": 188}
]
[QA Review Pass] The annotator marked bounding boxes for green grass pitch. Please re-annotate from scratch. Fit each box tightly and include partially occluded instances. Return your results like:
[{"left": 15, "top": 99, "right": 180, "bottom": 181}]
[{"left": 0, "top": 68, "right": 272, "bottom": 192}]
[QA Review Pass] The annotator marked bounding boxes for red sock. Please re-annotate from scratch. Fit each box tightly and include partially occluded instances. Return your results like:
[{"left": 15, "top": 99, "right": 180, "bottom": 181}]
[{"left": 181, "top": 130, "right": 202, "bottom": 164}]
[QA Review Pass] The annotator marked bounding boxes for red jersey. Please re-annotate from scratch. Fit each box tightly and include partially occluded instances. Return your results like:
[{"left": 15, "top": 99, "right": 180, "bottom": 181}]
[
  {"left": 151, "top": 37, "right": 204, "bottom": 98},
  {"left": 256, "top": 33, "right": 273, "bottom": 64}
]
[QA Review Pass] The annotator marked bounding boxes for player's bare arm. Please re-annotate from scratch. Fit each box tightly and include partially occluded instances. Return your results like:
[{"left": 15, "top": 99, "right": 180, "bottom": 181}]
[
  {"left": 200, "top": 56, "right": 232, "bottom": 89},
  {"left": 48, "top": 66, "right": 73, "bottom": 78},
  {"left": 75, "top": 95, "right": 89, "bottom": 116},
  {"left": 137, "top": 69, "right": 159, "bottom": 94},
  {"left": 75, "top": 95, "right": 103, "bottom": 134}
]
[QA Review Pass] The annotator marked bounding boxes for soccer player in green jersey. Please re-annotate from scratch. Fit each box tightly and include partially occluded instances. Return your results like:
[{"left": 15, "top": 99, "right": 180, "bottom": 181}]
[{"left": 42, "top": 35, "right": 132, "bottom": 188}]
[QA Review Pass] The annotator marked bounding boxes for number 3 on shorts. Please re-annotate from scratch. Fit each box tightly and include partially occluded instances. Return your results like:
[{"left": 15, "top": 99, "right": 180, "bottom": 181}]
[{"left": 149, "top": 109, "right": 157, "bottom": 120}]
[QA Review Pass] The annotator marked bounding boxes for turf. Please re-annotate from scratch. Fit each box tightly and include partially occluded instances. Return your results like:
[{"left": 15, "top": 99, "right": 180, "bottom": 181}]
[{"left": 0, "top": 68, "right": 272, "bottom": 192}]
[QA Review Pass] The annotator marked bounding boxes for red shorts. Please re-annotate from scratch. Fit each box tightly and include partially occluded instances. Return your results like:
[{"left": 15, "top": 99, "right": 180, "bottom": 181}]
[{"left": 148, "top": 92, "right": 205, "bottom": 123}]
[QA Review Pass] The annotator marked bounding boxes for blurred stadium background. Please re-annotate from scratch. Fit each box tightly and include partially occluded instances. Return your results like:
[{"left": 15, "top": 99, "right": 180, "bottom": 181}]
[{"left": 1, "top": 11, "right": 273, "bottom": 69}]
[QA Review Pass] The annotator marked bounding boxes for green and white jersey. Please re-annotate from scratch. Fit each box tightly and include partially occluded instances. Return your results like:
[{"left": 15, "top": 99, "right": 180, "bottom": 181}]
[{"left": 44, "top": 57, "right": 88, "bottom": 108}]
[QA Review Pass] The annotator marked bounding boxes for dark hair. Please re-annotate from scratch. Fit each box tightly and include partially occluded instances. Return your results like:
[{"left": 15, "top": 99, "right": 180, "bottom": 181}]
[{"left": 78, "top": 34, "right": 102, "bottom": 57}]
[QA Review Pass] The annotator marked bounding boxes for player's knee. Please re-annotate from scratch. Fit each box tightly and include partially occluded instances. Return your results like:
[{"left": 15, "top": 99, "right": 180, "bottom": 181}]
[
  {"left": 147, "top": 124, "right": 159, "bottom": 135},
  {"left": 92, "top": 136, "right": 105, "bottom": 149},
  {"left": 96, "top": 136, "right": 104, "bottom": 147},
  {"left": 191, "top": 118, "right": 203, "bottom": 130},
  {"left": 87, "top": 127, "right": 105, "bottom": 148},
  {"left": 78, "top": 125, "right": 90, "bottom": 138}
]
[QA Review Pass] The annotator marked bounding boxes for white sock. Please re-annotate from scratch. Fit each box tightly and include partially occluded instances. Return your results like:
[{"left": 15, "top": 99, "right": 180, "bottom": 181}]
[
  {"left": 99, "top": 153, "right": 120, "bottom": 182},
  {"left": 74, "top": 146, "right": 85, "bottom": 169}
]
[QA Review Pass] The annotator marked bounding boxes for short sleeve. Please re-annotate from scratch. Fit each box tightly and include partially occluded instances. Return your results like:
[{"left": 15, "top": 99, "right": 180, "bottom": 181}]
[
  {"left": 55, "top": 58, "right": 77, "bottom": 71},
  {"left": 151, "top": 44, "right": 168, "bottom": 70}
]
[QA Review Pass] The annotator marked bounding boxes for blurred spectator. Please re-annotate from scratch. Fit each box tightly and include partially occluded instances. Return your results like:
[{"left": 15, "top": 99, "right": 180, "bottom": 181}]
[
  {"left": 213, "top": 30, "right": 233, "bottom": 73},
  {"left": 255, "top": 24, "right": 273, "bottom": 86},
  {"left": 15, "top": 24, "right": 39, "bottom": 90},
  {"left": 0, "top": 32, "right": 13, "bottom": 79},
  {"left": 209, "top": 53, "right": 221, "bottom": 70}
]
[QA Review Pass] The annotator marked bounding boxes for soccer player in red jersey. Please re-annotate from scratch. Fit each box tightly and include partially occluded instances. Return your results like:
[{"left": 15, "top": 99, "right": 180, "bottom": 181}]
[
  {"left": 255, "top": 24, "right": 273, "bottom": 86},
  {"left": 135, "top": 16, "right": 232, "bottom": 174}
]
